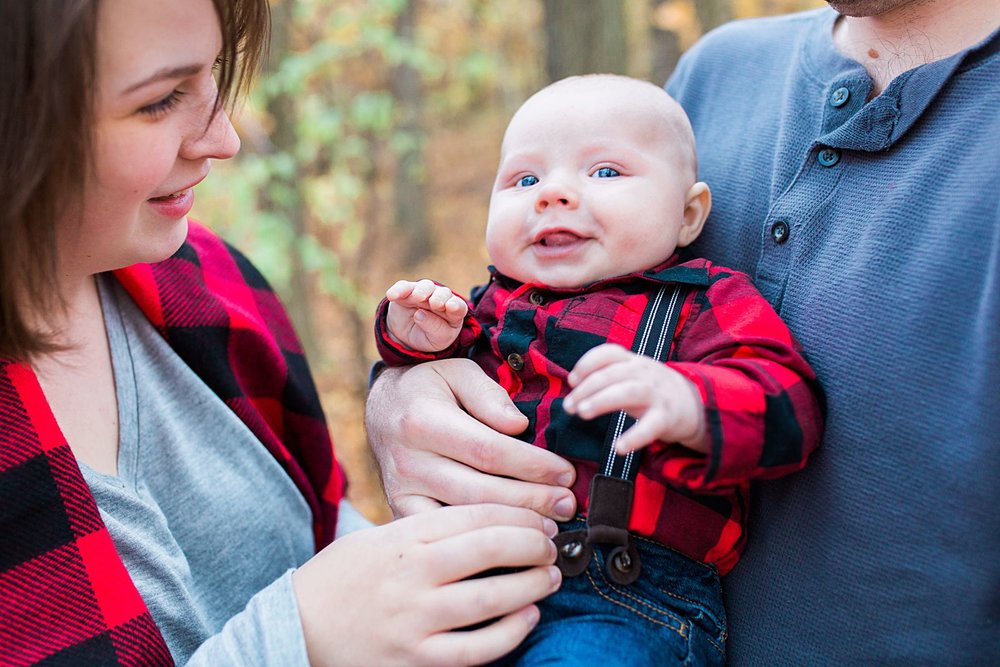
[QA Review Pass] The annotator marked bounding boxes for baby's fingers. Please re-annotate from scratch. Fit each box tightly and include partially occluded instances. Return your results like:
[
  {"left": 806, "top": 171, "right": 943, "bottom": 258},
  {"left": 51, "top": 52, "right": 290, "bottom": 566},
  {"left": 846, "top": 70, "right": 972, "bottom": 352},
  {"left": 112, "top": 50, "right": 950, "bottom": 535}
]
[
  {"left": 614, "top": 416, "right": 666, "bottom": 454},
  {"left": 410, "top": 279, "right": 441, "bottom": 303},
  {"left": 427, "top": 286, "right": 469, "bottom": 321},
  {"left": 386, "top": 279, "right": 418, "bottom": 301},
  {"left": 567, "top": 344, "right": 633, "bottom": 387},
  {"left": 566, "top": 379, "right": 647, "bottom": 421}
]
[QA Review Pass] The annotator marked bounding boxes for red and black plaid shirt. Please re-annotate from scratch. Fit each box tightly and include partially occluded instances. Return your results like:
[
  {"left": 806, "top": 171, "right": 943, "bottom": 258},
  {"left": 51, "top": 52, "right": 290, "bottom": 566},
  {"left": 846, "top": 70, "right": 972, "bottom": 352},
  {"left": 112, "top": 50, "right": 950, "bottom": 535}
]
[
  {"left": 377, "top": 257, "right": 822, "bottom": 574},
  {"left": 0, "top": 223, "right": 344, "bottom": 666}
]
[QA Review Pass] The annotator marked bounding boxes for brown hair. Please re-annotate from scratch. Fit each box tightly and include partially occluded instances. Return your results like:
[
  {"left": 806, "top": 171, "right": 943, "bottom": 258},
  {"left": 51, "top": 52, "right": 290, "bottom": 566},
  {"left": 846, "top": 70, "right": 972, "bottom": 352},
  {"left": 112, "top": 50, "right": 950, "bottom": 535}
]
[{"left": 0, "top": 0, "right": 270, "bottom": 361}]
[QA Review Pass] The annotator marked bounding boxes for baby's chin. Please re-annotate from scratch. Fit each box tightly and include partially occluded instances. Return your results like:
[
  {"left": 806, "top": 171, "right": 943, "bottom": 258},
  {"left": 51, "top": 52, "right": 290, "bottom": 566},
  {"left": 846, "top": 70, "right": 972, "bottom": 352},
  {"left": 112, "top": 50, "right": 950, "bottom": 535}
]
[{"left": 504, "top": 265, "right": 627, "bottom": 290}]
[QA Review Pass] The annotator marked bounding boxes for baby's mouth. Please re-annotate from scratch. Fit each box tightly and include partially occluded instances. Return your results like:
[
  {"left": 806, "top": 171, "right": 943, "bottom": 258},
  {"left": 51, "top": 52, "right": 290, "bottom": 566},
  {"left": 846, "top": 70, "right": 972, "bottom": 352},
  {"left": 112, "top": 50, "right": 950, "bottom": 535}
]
[{"left": 538, "top": 231, "right": 582, "bottom": 247}]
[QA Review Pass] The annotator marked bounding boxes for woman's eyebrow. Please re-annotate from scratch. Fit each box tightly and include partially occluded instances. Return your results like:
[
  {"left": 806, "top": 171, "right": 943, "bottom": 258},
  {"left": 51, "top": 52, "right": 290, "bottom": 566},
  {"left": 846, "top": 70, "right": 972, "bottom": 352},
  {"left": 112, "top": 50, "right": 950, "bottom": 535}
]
[{"left": 122, "top": 63, "right": 203, "bottom": 94}]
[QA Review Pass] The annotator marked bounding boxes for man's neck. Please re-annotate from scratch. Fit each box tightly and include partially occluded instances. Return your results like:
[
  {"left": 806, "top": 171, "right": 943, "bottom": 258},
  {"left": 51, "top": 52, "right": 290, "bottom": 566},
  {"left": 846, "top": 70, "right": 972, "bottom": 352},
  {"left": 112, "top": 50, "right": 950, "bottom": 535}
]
[{"left": 832, "top": 0, "right": 1000, "bottom": 95}]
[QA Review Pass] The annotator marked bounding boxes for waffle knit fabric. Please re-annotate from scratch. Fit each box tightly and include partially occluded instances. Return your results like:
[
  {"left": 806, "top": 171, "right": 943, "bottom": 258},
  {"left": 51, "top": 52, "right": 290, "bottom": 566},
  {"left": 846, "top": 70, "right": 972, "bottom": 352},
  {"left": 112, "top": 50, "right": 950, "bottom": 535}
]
[{"left": 668, "top": 7, "right": 1000, "bottom": 664}]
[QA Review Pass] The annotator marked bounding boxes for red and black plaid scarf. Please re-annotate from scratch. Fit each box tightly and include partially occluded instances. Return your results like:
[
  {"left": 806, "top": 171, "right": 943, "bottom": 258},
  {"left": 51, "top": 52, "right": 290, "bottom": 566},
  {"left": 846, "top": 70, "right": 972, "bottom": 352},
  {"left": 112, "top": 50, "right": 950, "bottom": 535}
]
[{"left": 0, "top": 222, "right": 344, "bottom": 666}]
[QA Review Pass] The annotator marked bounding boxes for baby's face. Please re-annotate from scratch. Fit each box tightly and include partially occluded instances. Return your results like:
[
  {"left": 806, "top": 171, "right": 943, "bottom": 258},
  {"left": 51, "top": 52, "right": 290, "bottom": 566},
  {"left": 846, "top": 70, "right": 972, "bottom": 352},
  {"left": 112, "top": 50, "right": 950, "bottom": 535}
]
[{"left": 486, "top": 78, "right": 701, "bottom": 288}]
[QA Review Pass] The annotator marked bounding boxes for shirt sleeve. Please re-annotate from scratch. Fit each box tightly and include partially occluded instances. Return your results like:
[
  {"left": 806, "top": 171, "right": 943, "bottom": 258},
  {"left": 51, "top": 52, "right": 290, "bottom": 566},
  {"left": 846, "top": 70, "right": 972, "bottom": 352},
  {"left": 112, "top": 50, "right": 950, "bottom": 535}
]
[
  {"left": 373, "top": 294, "right": 482, "bottom": 366},
  {"left": 183, "top": 569, "right": 309, "bottom": 667},
  {"left": 658, "top": 268, "right": 824, "bottom": 491}
]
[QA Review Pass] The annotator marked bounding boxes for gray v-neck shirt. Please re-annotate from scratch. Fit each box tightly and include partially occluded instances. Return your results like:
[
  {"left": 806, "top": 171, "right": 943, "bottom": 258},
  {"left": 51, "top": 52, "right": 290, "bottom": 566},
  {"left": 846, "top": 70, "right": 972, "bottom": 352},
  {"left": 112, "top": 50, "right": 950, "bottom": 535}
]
[{"left": 79, "top": 276, "right": 312, "bottom": 666}]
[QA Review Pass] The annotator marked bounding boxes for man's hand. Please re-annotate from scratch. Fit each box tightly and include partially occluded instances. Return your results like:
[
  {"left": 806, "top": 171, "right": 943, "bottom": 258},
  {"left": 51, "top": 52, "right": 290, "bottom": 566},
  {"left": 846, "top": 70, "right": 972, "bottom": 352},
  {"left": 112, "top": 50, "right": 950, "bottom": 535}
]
[
  {"left": 365, "top": 358, "right": 577, "bottom": 520},
  {"left": 385, "top": 279, "right": 469, "bottom": 352},
  {"left": 564, "top": 343, "right": 708, "bottom": 454}
]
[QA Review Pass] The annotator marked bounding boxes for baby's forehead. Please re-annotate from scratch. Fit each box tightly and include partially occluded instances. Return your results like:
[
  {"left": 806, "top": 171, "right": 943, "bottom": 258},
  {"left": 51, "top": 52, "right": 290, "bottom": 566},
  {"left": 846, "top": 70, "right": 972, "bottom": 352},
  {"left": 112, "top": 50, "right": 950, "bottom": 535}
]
[
  {"left": 519, "top": 78, "right": 689, "bottom": 135},
  {"left": 506, "top": 79, "right": 692, "bottom": 150}
]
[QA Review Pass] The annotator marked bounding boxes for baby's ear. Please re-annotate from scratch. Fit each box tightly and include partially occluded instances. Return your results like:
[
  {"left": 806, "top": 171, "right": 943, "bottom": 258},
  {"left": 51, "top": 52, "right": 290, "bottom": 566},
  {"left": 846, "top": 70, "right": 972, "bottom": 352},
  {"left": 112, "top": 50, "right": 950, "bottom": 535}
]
[{"left": 678, "top": 182, "right": 711, "bottom": 247}]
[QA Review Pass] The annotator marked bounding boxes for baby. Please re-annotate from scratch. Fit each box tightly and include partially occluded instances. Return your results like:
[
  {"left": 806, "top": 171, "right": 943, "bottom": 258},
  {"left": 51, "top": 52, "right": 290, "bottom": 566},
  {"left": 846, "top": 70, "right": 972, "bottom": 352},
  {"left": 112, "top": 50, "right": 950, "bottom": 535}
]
[{"left": 375, "top": 74, "right": 822, "bottom": 664}]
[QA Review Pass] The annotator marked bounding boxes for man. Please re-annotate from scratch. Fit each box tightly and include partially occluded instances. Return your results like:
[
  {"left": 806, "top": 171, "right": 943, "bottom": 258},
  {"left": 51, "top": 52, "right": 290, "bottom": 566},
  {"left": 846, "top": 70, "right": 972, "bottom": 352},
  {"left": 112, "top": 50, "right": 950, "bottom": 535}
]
[{"left": 366, "top": 1, "right": 1000, "bottom": 661}]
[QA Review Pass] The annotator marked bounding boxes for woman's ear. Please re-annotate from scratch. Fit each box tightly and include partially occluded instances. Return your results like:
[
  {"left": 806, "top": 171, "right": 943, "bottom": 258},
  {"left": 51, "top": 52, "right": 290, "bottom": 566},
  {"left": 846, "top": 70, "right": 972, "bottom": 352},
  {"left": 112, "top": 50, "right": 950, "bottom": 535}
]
[{"left": 678, "top": 182, "right": 711, "bottom": 247}]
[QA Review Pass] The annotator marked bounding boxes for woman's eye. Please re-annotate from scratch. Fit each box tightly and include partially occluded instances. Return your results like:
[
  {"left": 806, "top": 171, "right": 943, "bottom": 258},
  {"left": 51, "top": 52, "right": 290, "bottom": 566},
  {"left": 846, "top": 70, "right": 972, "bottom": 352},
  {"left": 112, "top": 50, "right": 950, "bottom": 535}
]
[
  {"left": 594, "top": 167, "right": 620, "bottom": 178},
  {"left": 138, "top": 90, "right": 185, "bottom": 118},
  {"left": 517, "top": 175, "right": 539, "bottom": 187}
]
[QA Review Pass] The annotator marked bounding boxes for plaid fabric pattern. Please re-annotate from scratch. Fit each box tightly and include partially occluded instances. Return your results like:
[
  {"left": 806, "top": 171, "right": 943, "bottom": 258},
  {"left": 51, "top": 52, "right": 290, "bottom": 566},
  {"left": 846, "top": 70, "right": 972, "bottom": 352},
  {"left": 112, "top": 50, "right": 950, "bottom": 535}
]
[
  {"left": 377, "top": 257, "right": 821, "bottom": 573},
  {"left": 1, "top": 222, "right": 343, "bottom": 665}
]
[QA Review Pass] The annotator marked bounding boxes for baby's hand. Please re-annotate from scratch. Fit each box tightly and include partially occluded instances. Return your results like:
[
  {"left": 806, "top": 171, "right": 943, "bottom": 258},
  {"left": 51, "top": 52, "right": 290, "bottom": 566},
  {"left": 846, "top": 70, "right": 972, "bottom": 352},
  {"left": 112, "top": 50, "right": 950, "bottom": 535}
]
[
  {"left": 564, "top": 344, "right": 707, "bottom": 455},
  {"left": 385, "top": 279, "right": 469, "bottom": 353}
]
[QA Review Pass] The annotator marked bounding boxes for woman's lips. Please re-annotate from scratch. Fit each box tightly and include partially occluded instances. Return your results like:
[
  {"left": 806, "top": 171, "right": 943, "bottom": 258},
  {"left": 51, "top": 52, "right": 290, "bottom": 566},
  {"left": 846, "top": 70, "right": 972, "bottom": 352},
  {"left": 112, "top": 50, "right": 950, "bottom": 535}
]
[{"left": 146, "top": 188, "right": 194, "bottom": 219}]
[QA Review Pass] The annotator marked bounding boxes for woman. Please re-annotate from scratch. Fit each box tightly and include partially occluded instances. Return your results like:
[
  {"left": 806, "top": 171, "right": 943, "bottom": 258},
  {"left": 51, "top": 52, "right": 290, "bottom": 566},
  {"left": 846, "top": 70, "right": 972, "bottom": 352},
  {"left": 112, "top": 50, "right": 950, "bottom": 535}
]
[{"left": 0, "top": 1, "right": 559, "bottom": 665}]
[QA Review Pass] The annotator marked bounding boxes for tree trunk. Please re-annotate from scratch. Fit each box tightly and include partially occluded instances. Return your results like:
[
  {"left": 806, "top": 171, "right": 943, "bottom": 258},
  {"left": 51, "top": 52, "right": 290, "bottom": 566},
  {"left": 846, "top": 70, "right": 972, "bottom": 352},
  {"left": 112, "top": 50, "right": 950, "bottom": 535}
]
[
  {"left": 542, "top": 0, "right": 629, "bottom": 82},
  {"left": 391, "top": 0, "right": 432, "bottom": 268},
  {"left": 649, "top": 0, "right": 682, "bottom": 86},
  {"left": 693, "top": 0, "right": 731, "bottom": 33},
  {"left": 265, "top": 0, "right": 318, "bottom": 359}
]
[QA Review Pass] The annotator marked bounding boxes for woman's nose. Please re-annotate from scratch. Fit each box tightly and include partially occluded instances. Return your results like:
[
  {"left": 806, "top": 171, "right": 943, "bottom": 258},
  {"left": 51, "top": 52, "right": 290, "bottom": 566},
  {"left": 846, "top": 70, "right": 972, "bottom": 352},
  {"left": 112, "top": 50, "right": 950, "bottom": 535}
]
[
  {"left": 180, "top": 104, "right": 241, "bottom": 162},
  {"left": 534, "top": 180, "right": 579, "bottom": 213}
]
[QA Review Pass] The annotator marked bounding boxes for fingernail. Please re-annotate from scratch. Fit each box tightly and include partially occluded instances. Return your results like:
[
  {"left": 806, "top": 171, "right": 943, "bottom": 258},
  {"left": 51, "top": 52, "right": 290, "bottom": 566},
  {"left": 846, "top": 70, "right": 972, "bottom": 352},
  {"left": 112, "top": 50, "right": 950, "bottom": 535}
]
[
  {"left": 505, "top": 405, "right": 526, "bottom": 420},
  {"left": 548, "top": 566, "right": 562, "bottom": 587},
  {"left": 557, "top": 471, "right": 574, "bottom": 487},
  {"left": 554, "top": 495, "right": 575, "bottom": 520},
  {"left": 542, "top": 518, "right": 558, "bottom": 538},
  {"left": 523, "top": 605, "right": 541, "bottom": 628}
]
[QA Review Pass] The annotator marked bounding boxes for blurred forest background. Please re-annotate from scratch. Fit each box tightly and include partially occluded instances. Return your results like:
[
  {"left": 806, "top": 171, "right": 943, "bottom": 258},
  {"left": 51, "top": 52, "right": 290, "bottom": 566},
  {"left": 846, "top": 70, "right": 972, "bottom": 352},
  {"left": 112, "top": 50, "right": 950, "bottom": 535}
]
[{"left": 198, "top": 0, "right": 823, "bottom": 523}]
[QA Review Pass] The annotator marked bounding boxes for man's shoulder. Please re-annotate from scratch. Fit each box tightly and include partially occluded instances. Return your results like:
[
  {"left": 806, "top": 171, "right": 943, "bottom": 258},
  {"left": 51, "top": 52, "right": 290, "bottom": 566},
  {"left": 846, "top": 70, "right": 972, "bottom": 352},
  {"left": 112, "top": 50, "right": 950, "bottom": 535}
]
[
  {"left": 696, "top": 8, "right": 826, "bottom": 50},
  {"left": 672, "top": 7, "right": 828, "bottom": 82}
]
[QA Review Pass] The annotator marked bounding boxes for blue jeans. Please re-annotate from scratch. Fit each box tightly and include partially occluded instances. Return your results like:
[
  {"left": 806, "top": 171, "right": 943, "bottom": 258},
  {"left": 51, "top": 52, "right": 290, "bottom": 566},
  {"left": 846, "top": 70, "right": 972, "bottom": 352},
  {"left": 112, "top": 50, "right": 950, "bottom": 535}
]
[{"left": 493, "top": 520, "right": 727, "bottom": 666}]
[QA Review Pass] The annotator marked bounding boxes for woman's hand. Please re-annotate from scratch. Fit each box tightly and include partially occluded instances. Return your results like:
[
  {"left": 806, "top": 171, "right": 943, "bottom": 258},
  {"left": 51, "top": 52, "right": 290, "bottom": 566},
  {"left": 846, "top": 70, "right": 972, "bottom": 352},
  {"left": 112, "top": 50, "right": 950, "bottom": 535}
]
[
  {"left": 293, "top": 504, "right": 561, "bottom": 666},
  {"left": 365, "top": 359, "right": 577, "bottom": 520}
]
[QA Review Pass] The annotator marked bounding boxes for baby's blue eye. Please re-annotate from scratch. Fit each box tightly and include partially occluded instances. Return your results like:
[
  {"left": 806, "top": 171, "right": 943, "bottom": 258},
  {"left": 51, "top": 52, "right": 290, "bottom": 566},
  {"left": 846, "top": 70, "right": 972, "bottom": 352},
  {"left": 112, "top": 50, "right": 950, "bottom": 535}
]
[
  {"left": 594, "top": 167, "right": 620, "bottom": 178},
  {"left": 518, "top": 175, "right": 539, "bottom": 187}
]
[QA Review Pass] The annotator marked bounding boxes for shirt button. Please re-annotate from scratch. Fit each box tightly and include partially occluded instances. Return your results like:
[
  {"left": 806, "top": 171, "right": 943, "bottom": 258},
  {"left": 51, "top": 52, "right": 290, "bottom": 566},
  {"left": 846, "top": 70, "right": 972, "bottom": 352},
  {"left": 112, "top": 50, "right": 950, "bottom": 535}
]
[
  {"left": 830, "top": 87, "right": 850, "bottom": 107},
  {"left": 818, "top": 147, "right": 840, "bottom": 167},
  {"left": 528, "top": 291, "right": 545, "bottom": 306},
  {"left": 770, "top": 220, "right": 790, "bottom": 244},
  {"left": 507, "top": 352, "right": 524, "bottom": 371}
]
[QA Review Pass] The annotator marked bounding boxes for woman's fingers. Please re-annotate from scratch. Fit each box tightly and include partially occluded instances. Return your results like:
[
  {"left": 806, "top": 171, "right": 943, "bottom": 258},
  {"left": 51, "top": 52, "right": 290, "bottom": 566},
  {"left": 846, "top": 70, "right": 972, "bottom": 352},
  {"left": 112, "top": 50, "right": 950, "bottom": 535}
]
[
  {"left": 293, "top": 506, "right": 558, "bottom": 667},
  {"left": 419, "top": 605, "right": 541, "bottom": 667},
  {"left": 392, "top": 504, "right": 556, "bottom": 545},
  {"left": 420, "top": 605, "right": 541, "bottom": 667},
  {"left": 419, "top": 525, "right": 557, "bottom": 583},
  {"left": 423, "top": 565, "right": 559, "bottom": 633}
]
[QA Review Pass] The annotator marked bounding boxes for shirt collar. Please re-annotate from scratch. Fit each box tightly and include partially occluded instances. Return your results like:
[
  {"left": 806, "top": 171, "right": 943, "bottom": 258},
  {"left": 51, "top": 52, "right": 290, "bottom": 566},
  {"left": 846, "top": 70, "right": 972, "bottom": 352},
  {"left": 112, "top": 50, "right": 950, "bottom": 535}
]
[{"left": 803, "top": 7, "right": 1000, "bottom": 152}]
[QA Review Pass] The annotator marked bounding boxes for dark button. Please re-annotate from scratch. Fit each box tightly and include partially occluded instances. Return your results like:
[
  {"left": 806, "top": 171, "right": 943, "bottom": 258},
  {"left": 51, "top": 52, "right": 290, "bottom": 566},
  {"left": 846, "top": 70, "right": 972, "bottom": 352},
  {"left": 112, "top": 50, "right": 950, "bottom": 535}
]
[
  {"left": 507, "top": 352, "right": 524, "bottom": 371},
  {"left": 830, "top": 87, "right": 850, "bottom": 107},
  {"left": 818, "top": 147, "right": 840, "bottom": 167},
  {"left": 770, "top": 220, "right": 790, "bottom": 244},
  {"left": 528, "top": 291, "right": 544, "bottom": 306}
]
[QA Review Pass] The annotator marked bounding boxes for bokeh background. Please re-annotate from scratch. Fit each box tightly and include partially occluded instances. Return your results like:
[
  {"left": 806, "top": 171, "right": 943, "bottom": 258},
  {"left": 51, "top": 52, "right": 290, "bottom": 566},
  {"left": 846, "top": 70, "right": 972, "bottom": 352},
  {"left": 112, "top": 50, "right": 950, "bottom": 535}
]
[{"left": 198, "top": 0, "right": 823, "bottom": 523}]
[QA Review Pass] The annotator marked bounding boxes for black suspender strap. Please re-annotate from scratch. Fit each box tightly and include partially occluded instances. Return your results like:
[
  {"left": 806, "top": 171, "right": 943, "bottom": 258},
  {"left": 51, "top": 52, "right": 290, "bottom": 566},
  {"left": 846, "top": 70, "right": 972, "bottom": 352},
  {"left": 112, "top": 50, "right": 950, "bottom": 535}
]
[{"left": 554, "top": 284, "right": 686, "bottom": 585}]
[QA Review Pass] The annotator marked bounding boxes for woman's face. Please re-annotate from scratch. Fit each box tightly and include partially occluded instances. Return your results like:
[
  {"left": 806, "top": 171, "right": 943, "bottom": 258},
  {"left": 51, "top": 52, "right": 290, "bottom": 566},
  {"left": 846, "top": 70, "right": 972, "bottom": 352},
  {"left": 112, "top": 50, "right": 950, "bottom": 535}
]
[{"left": 65, "top": 0, "right": 240, "bottom": 278}]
